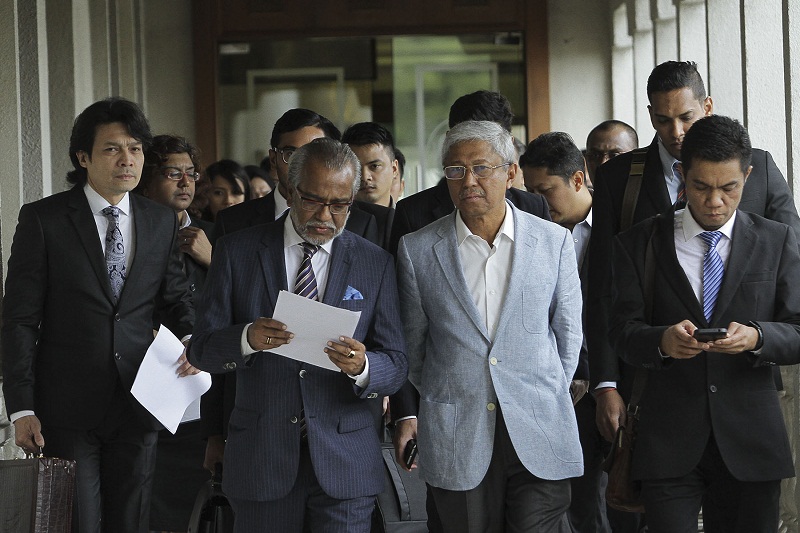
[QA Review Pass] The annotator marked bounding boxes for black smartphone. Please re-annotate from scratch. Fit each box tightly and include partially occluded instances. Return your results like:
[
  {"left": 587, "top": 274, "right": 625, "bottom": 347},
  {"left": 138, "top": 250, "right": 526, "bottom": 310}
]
[
  {"left": 403, "top": 439, "right": 418, "bottom": 469},
  {"left": 693, "top": 328, "right": 727, "bottom": 342}
]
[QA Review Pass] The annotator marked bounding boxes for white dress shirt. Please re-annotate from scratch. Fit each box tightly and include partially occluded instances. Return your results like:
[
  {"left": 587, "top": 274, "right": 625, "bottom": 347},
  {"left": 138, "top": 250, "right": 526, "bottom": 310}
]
[
  {"left": 658, "top": 138, "right": 682, "bottom": 205},
  {"left": 241, "top": 213, "right": 369, "bottom": 386},
  {"left": 572, "top": 208, "right": 592, "bottom": 271},
  {"left": 455, "top": 201, "right": 515, "bottom": 342},
  {"left": 674, "top": 207, "right": 735, "bottom": 306}
]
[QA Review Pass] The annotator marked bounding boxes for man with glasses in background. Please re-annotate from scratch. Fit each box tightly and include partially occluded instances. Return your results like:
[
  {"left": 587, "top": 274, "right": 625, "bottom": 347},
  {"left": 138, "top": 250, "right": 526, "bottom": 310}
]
[
  {"left": 397, "top": 120, "right": 583, "bottom": 532},
  {"left": 189, "top": 137, "right": 407, "bottom": 532}
]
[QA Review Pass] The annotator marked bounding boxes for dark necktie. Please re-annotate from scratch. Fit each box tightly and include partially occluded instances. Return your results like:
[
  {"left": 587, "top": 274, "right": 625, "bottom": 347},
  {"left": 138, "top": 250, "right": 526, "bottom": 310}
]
[
  {"left": 699, "top": 231, "right": 724, "bottom": 322},
  {"left": 673, "top": 161, "right": 686, "bottom": 209},
  {"left": 102, "top": 206, "right": 126, "bottom": 301},
  {"left": 293, "top": 242, "right": 320, "bottom": 440}
]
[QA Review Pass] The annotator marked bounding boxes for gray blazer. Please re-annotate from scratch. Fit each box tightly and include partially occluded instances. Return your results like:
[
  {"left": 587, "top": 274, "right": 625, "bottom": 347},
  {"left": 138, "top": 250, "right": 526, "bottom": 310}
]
[{"left": 397, "top": 203, "right": 584, "bottom": 491}]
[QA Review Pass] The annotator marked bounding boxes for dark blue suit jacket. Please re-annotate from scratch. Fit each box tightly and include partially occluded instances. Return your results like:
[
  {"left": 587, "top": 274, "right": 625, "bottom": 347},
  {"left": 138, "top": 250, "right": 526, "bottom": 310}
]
[{"left": 188, "top": 216, "right": 407, "bottom": 501}]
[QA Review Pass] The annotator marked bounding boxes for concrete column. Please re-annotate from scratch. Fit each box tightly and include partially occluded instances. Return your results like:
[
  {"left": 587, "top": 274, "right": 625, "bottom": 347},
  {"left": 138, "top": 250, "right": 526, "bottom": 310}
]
[
  {"left": 651, "top": 0, "right": 677, "bottom": 64},
  {"left": 17, "top": 0, "right": 45, "bottom": 204},
  {"left": 705, "top": 0, "right": 744, "bottom": 120},
  {"left": 742, "top": 0, "right": 788, "bottom": 174},
  {"left": 675, "top": 0, "right": 708, "bottom": 85},
  {"left": 612, "top": 3, "right": 637, "bottom": 127},
  {"left": 627, "top": 0, "right": 655, "bottom": 140}
]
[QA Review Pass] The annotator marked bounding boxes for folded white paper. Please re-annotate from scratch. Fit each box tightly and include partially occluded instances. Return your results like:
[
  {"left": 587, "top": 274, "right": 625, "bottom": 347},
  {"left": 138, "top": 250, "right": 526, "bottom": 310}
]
[
  {"left": 131, "top": 325, "right": 211, "bottom": 434},
  {"left": 269, "top": 290, "right": 361, "bottom": 372}
]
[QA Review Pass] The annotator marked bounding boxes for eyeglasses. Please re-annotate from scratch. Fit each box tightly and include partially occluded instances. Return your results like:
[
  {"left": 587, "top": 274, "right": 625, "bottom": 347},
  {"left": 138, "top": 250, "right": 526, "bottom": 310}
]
[
  {"left": 294, "top": 187, "right": 353, "bottom": 215},
  {"left": 162, "top": 168, "right": 200, "bottom": 181},
  {"left": 275, "top": 147, "right": 296, "bottom": 164},
  {"left": 443, "top": 163, "right": 512, "bottom": 180}
]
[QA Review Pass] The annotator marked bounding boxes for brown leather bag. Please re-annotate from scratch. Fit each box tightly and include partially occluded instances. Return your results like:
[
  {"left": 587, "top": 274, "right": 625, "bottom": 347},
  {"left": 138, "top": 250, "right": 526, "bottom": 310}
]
[
  {"left": 603, "top": 403, "right": 644, "bottom": 513},
  {"left": 0, "top": 454, "right": 76, "bottom": 532}
]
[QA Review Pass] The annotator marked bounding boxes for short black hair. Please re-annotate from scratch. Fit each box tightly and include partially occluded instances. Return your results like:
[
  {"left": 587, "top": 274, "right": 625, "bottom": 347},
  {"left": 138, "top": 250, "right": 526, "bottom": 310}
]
[
  {"left": 586, "top": 120, "right": 639, "bottom": 147},
  {"left": 67, "top": 97, "right": 153, "bottom": 186},
  {"left": 138, "top": 134, "right": 202, "bottom": 193},
  {"left": 342, "top": 122, "right": 396, "bottom": 159},
  {"left": 394, "top": 147, "right": 406, "bottom": 178},
  {"left": 448, "top": 91, "right": 514, "bottom": 132},
  {"left": 270, "top": 108, "right": 341, "bottom": 149},
  {"left": 681, "top": 115, "right": 751, "bottom": 175},
  {"left": 204, "top": 159, "right": 251, "bottom": 199},
  {"left": 520, "top": 132, "right": 585, "bottom": 184},
  {"left": 647, "top": 61, "right": 707, "bottom": 102}
]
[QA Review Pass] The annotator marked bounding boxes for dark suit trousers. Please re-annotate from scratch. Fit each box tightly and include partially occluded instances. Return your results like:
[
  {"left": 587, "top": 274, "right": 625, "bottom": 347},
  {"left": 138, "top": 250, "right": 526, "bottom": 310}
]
[
  {"left": 42, "top": 383, "right": 158, "bottom": 533},
  {"left": 430, "top": 409, "right": 571, "bottom": 533},
  {"left": 228, "top": 441, "right": 374, "bottom": 533},
  {"left": 569, "top": 396, "right": 611, "bottom": 533},
  {"left": 641, "top": 434, "right": 780, "bottom": 533}
]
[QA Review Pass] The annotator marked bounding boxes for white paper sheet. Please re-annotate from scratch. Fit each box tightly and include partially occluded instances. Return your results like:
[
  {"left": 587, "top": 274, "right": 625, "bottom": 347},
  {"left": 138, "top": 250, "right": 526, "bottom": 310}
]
[
  {"left": 131, "top": 325, "right": 212, "bottom": 434},
  {"left": 270, "top": 290, "right": 361, "bottom": 372}
]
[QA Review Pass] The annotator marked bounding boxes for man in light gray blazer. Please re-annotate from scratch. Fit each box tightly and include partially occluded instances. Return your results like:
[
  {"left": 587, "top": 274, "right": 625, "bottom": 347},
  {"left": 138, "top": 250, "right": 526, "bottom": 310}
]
[{"left": 396, "top": 120, "right": 584, "bottom": 532}]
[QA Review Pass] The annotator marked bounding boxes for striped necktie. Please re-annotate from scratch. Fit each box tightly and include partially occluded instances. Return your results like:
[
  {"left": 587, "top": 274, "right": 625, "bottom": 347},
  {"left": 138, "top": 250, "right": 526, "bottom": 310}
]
[
  {"left": 293, "top": 242, "right": 320, "bottom": 440},
  {"left": 699, "top": 231, "right": 724, "bottom": 322},
  {"left": 102, "top": 206, "right": 126, "bottom": 301}
]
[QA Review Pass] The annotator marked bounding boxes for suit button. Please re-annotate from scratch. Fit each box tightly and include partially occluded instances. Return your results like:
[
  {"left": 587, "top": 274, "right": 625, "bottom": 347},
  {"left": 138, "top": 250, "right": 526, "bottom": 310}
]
[
  {"left": 114, "top": 353, "right": 121, "bottom": 360},
  {"left": 367, "top": 393, "right": 378, "bottom": 399},
  {"left": 189, "top": 284, "right": 196, "bottom": 292},
  {"left": 490, "top": 357, "right": 497, "bottom": 365},
  {"left": 290, "top": 416, "right": 298, "bottom": 424},
  {"left": 299, "top": 370, "right": 307, "bottom": 379},
  {"left": 114, "top": 314, "right": 121, "bottom": 322},
  {"left": 709, "top": 385, "right": 717, "bottom": 393},
  {"left": 223, "top": 362, "right": 237, "bottom": 370},
  {"left": 487, "top": 403, "right": 496, "bottom": 411}
]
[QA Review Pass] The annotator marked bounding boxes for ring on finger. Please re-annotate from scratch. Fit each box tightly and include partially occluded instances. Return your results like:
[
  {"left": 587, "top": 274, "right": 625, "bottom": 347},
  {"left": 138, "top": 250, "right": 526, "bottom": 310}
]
[
  {"left": 347, "top": 350, "right": 356, "bottom": 359},
  {"left": 266, "top": 337, "right": 271, "bottom": 345}
]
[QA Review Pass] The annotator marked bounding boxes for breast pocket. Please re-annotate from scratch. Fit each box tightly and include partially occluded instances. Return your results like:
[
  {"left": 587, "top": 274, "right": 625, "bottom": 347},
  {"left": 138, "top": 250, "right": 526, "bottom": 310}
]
[{"left": 522, "top": 285, "right": 551, "bottom": 334}]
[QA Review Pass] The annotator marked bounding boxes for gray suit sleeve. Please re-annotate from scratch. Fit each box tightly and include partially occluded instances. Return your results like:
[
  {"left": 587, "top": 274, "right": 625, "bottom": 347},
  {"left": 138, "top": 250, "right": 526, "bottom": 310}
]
[{"left": 396, "top": 236, "right": 428, "bottom": 390}]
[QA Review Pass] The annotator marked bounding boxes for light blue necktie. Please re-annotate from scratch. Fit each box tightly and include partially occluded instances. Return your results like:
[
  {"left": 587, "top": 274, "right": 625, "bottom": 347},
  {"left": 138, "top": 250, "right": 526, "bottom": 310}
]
[
  {"left": 699, "top": 231, "right": 724, "bottom": 322},
  {"left": 102, "top": 206, "right": 126, "bottom": 301}
]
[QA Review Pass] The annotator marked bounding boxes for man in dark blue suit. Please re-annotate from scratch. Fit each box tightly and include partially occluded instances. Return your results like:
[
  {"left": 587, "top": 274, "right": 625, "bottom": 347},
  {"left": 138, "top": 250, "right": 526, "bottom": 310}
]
[{"left": 189, "top": 137, "right": 408, "bottom": 532}]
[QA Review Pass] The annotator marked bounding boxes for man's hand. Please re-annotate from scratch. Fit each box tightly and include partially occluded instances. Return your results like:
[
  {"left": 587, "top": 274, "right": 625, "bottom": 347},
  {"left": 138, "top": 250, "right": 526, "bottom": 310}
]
[
  {"left": 659, "top": 320, "right": 709, "bottom": 359},
  {"left": 178, "top": 226, "right": 212, "bottom": 268},
  {"left": 247, "top": 318, "right": 293, "bottom": 351},
  {"left": 324, "top": 336, "right": 367, "bottom": 375},
  {"left": 595, "top": 388, "right": 626, "bottom": 443},
  {"left": 176, "top": 342, "right": 201, "bottom": 377},
  {"left": 14, "top": 415, "right": 45, "bottom": 453},
  {"left": 393, "top": 418, "right": 418, "bottom": 471},
  {"left": 707, "top": 321, "right": 760, "bottom": 353},
  {"left": 203, "top": 434, "right": 225, "bottom": 474},
  {"left": 570, "top": 379, "right": 590, "bottom": 406}
]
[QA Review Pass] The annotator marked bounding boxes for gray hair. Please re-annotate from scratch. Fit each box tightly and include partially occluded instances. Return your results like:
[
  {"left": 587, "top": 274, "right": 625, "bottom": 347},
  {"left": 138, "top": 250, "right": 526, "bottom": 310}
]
[
  {"left": 441, "top": 120, "right": 516, "bottom": 165},
  {"left": 288, "top": 137, "right": 361, "bottom": 197}
]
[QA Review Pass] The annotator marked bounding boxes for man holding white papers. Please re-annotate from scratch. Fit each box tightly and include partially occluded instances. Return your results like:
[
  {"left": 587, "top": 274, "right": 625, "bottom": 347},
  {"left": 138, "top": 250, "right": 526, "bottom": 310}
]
[{"left": 189, "top": 137, "right": 407, "bottom": 532}]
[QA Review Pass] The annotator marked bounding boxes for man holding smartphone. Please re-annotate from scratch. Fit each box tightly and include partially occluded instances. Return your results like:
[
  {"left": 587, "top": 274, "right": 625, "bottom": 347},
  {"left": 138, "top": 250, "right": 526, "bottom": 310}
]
[{"left": 609, "top": 115, "right": 800, "bottom": 532}]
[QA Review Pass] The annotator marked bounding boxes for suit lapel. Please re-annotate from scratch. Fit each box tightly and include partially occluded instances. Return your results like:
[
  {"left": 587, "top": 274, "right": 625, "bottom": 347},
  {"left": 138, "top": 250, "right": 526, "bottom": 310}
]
[
  {"left": 323, "top": 233, "right": 353, "bottom": 305},
  {"left": 654, "top": 213, "right": 706, "bottom": 325},
  {"left": 711, "top": 213, "right": 755, "bottom": 324},
  {"left": 258, "top": 216, "right": 289, "bottom": 308},
  {"left": 434, "top": 214, "right": 488, "bottom": 339},
  {"left": 640, "top": 137, "right": 673, "bottom": 218},
  {"left": 67, "top": 187, "right": 115, "bottom": 303},
  {"left": 125, "top": 195, "right": 162, "bottom": 303},
  {"left": 492, "top": 207, "right": 530, "bottom": 340}
]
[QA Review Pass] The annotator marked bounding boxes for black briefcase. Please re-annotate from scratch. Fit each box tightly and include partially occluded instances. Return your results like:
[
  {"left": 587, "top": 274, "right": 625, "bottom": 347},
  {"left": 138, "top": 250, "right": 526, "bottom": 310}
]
[
  {"left": 187, "top": 464, "right": 235, "bottom": 533},
  {"left": 0, "top": 454, "right": 76, "bottom": 533},
  {"left": 373, "top": 443, "right": 428, "bottom": 533}
]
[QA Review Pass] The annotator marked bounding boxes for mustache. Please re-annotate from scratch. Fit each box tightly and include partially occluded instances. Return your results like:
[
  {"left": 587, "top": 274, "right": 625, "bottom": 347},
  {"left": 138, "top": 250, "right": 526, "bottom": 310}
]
[{"left": 459, "top": 188, "right": 486, "bottom": 200}]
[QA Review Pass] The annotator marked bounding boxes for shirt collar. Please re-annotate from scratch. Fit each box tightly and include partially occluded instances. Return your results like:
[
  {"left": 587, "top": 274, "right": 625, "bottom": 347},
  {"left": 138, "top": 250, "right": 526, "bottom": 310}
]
[
  {"left": 180, "top": 211, "right": 192, "bottom": 229},
  {"left": 680, "top": 207, "right": 737, "bottom": 243},
  {"left": 455, "top": 200, "right": 515, "bottom": 247},
  {"left": 657, "top": 137, "right": 681, "bottom": 184},
  {"left": 283, "top": 211, "right": 335, "bottom": 256},
  {"left": 84, "top": 183, "right": 131, "bottom": 216}
]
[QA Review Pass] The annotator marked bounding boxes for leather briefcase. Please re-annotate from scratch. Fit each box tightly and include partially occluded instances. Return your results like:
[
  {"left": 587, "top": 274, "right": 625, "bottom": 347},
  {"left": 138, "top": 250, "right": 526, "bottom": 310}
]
[
  {"left": 602, "top": 406, "right": 644, "bottom": 513},
  {"left": 0, "top": 454, "right": 76, "bottom": 532},
  {"left": 187, "top": 463, "right": 234, "bottom": 533}
]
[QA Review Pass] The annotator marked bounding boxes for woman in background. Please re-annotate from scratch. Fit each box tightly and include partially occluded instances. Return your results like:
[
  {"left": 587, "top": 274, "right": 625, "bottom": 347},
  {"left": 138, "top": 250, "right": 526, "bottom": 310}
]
[{"left": 202, "top": 159, "right": 250, "bottom": 222}]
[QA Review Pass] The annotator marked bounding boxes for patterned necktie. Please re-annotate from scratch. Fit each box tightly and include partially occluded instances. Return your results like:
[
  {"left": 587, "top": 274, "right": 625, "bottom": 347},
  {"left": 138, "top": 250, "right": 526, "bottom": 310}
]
[
  {"left": 293, "top": 242, "right": 320, "bottom": 440},
  {"left": 699, "top": 231, "right": 724, "bottom": 322},
  {"left": 294, "top": 242, "right": 320, "bottom": 301},
  {"left": 102, "top": 206, "right": 126, "bottom": 301},
  {"left": 674, "top": 161, "right": 686, "bottom": 209}
]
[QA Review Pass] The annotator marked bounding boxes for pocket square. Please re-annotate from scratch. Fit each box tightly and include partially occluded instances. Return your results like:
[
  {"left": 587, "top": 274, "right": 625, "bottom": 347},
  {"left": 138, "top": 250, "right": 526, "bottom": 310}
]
[{"left": 343, "top": 286, "right": 364, "bottom": 300}]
